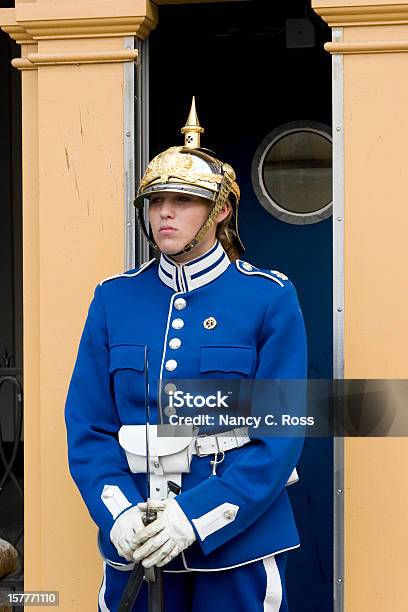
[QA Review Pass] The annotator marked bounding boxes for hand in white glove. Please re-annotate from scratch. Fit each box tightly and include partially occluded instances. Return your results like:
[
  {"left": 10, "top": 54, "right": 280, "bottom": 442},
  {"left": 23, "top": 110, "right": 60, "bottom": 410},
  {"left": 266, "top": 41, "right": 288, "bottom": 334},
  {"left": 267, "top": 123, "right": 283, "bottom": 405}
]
[
  {"left": 109, "top": 506, "right": 145, "bottom": 561},
  {"left": 132, "top": 498, "right": 196, "bottom": 568}
]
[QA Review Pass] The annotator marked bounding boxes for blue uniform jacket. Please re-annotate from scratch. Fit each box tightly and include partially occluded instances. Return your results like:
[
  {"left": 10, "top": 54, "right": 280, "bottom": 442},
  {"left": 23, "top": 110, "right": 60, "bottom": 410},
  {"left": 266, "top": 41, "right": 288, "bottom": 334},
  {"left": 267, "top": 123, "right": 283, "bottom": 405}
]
[{"left": 65, "top": 241, "right": 308, "bottom": 571}]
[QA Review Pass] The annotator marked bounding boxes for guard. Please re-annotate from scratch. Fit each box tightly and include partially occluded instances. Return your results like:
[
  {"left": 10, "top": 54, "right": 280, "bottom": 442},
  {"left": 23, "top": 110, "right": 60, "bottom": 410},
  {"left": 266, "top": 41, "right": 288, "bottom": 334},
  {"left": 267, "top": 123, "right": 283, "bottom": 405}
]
[{"left": 65, "top": 98, "right": 308, "bottom": 611}]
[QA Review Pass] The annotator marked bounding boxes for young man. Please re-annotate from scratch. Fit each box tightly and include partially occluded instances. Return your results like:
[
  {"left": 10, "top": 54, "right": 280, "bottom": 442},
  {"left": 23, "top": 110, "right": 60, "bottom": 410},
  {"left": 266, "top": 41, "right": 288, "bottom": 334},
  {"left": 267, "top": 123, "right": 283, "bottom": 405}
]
[{"left": 65, "top": 99, "right": 307, "bottom": 611}]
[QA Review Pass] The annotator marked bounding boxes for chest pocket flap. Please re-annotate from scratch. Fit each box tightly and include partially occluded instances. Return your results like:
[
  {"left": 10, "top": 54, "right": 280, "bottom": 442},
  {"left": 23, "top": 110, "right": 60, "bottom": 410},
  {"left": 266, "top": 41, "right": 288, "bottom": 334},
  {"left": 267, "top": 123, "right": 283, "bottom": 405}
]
[
  {"left": 109, "top": 344, "right": 146, "bottom": 373},
  {"left": 200, "top": 346, "right": 254, "bottom": 375}
]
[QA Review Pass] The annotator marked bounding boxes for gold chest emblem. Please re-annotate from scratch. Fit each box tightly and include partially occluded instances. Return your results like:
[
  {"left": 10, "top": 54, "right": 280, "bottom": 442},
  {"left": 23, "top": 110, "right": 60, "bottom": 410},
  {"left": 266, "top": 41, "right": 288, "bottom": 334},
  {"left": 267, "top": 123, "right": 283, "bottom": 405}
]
[{"left": 203, "top": 317, "right": 217, "bottom": 330}]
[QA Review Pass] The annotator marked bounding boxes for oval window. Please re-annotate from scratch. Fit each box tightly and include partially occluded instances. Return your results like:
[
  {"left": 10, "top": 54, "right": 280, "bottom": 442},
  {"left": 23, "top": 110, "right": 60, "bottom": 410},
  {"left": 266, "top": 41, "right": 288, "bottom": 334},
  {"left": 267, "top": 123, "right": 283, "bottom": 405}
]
[{"left": 251, "top": 121, "right": 332, "bottom": 224}]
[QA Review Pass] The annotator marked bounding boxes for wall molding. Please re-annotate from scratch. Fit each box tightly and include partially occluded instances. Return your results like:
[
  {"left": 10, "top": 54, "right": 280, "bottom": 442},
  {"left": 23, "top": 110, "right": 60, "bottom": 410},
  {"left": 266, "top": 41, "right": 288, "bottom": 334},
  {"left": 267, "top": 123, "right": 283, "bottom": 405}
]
[
  {"left": 16, "top": 0, "right": 157, "bottom": 41},
  {"left": 325, "top": 39, "right": 408, "bottom": 53},
  {"left": 312, "top": 1, "right": 408, "bottom": 27},
  {"left": 15, "top": 17, "right": 156, "bottom": 41},
  {"left": 23, "top": 49, "right": 138, "bottom": 67},
  {"left": 0, "top": 2, "right": 158, "bottom": 47},
  {"left": 11, "top": 58, "right": 37, "bottom": 72},
  {"left": 0, "top": 25, "right": 33, "bottom": 45}
]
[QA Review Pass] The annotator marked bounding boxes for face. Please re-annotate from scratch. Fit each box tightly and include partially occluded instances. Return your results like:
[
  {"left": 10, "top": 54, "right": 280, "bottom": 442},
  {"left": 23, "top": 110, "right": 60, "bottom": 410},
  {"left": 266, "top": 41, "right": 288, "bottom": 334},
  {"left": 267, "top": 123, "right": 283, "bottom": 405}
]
[{"left": 148, "top": 191, "right": 227, "bottom": 263}]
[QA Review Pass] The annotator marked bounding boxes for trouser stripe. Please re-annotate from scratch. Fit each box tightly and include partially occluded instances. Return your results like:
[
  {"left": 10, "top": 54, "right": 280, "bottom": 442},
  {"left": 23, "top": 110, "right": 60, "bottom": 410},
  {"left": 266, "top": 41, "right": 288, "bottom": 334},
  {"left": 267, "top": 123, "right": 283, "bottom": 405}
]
[
  {"left": 262, "top": 556, "right": 282, "bottom": 612},
  {"left": 98, "top": 562, "right": 110, "bottom": 612}
]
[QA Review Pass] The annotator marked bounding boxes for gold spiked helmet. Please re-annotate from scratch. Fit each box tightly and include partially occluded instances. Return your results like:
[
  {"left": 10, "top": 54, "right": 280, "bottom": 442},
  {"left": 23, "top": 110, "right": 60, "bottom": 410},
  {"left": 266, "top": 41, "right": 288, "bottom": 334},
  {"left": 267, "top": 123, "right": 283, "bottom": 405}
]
[{"left": 134, "top": 98, "right": 244, "bottom": 256}]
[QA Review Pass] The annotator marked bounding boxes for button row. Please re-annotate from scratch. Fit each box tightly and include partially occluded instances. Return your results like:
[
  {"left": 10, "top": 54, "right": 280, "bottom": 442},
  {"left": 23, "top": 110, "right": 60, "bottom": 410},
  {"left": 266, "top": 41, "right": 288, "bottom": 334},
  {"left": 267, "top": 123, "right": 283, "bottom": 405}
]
[
  {"left": 164, "top": 405, "right": 176, "bottom": 417},
  {"left": 163, "top": 379, "right": 177, "bottom": 417},
  {"left": 174, "top": 297, "right": 186, "bottom": 310},
  {"left": 169, "top": 337, "right": 181, "bottom": 350},
  {"left": 165, "top": 359, "right": 177, "bottom": 372},
  {"left": 172, "top": 318, "right": 184, "bottom": 330},
  {"left": 165, "top": 300, "right": 187, "bottom": 374},
  {"left": 164, "top": 383, "right": 177, "bottom": 394}
]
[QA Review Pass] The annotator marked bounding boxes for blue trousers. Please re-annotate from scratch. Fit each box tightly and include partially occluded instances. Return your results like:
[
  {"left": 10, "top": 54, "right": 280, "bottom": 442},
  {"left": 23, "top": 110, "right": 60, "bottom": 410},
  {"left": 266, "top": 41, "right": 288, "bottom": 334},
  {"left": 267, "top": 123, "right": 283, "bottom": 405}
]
[{"left": 98, "top": 553, "right": 289, "bottom": 612}]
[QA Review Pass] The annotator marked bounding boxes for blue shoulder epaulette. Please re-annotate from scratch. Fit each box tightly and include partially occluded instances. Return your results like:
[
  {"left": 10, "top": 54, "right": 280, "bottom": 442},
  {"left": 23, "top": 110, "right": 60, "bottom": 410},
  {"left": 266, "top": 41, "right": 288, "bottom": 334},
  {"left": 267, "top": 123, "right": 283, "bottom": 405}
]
[
  {"left": 235, "top": 260, "right": 289, "bottom": 288},
  {"left": 99, "top": 258, "right": 155, "bottom": 286}
]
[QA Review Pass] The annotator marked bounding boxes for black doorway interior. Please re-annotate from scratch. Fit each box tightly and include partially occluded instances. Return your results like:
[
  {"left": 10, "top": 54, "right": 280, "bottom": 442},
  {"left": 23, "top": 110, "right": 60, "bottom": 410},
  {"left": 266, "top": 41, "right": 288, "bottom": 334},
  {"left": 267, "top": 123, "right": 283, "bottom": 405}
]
[{"left": 148, "top": 2, "right": 333, "bottom": 611}]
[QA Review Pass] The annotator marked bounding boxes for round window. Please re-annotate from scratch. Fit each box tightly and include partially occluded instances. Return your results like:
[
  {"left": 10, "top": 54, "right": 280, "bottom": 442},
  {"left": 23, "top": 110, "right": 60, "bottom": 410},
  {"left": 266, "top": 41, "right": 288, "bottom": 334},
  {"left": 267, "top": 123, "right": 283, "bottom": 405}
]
[{"left": 251, "top": 121, "right": 332, "bottom": 224}]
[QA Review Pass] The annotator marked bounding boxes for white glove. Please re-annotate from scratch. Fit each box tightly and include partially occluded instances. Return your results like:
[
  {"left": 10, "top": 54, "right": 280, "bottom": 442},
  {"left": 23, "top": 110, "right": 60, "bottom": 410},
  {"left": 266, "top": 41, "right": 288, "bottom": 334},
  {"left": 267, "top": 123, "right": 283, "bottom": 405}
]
[
  {"left": 132, "top": 498, "right": 196, "bottom": 568},
  {"left": 109, "top": 506, "right": 145, "bottom": 561}
]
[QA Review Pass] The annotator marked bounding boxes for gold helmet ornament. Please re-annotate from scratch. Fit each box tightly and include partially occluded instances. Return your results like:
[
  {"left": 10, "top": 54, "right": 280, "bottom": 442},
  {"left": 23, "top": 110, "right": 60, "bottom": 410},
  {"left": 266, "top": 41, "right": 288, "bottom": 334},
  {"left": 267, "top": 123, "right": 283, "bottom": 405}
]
[{"left": 134, "top": 97, "right": 244, "bottom": 257}]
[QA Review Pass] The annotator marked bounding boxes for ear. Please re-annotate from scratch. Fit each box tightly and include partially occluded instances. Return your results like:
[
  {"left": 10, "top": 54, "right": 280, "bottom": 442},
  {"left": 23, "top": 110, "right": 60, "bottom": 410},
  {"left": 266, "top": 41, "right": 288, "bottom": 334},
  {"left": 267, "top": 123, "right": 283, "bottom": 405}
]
[{"left": 215, "top": 201, "right": 231, "bottom": 224}]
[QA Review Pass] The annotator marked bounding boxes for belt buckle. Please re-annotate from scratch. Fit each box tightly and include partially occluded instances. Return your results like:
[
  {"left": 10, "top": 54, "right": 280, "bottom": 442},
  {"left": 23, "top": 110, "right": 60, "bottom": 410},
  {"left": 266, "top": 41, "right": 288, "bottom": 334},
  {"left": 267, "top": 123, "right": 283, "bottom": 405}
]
[
  {"left": 194, "top": 435, "right": 206, "bottom": 457},
  {"left": 195, "top": 434, "right": 219, "bottom": 457}
]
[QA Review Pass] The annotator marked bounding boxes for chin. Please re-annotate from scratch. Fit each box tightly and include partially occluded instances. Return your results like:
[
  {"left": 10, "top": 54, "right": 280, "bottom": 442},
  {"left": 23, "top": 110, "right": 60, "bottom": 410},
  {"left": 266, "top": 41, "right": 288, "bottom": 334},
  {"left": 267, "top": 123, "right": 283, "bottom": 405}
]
[{"left": 156, "top": 237, "right": 182, "bottom": 255}]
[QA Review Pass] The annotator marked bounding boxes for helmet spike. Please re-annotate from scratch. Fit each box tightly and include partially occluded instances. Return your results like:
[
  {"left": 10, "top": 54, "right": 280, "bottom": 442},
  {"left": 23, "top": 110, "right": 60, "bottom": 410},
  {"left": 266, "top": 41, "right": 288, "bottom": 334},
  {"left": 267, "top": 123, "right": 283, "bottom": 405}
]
[{"left": 181, "top": 96, "right": 204, "bottom": 148}]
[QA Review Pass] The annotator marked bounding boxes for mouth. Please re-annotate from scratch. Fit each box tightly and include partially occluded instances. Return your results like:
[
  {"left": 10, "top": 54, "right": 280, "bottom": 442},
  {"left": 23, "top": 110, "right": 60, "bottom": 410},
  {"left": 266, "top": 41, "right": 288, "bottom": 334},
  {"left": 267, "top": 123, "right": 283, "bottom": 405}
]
[{"left": 158, "top": 227, "right": 177, "bottom": 236}]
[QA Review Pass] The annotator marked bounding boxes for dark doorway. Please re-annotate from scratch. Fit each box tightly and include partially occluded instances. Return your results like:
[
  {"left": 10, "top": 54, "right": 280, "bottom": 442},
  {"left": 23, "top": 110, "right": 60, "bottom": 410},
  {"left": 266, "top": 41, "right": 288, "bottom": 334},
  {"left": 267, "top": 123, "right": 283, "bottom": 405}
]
[
  {"left": 0, "top": 4, "right": 24, "bottom": 595},
  {"left": 149, "top": 1, "right": 333, "bottom": 610}
]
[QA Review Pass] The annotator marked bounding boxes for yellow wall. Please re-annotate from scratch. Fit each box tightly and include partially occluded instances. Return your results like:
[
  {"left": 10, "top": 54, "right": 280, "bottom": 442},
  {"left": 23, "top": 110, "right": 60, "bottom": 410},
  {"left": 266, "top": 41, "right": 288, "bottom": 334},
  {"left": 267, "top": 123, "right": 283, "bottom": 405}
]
[
  {"left": 343, "top": 29, "right": 408, "bottom": 611},
  {"left": 314, "top": 2, "right": 408, "bottom": 610},
  {"left": 0, "top": 1, "right": 157, "bottom": 609}
]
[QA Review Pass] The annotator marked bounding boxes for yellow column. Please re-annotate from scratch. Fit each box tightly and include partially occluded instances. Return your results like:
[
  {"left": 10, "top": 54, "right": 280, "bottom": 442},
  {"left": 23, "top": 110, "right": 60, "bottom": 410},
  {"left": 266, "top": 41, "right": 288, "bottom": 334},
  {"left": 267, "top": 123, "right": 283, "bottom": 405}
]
[
  {"left": 0, "top": 1, "right": 157, "bottom": 609},
  {"left": 313, "top": 2, "right": 408, "bottom": 610}
]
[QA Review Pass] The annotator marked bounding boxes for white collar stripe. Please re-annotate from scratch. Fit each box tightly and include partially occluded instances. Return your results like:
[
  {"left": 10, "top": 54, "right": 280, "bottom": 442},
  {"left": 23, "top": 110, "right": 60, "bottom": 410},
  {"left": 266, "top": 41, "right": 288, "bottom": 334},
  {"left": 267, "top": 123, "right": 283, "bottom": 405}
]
[
  {"left": 189, "top": 255, "right": 230, "bottom": 290},
  {"left": 158, "top": 241, "right": 229, "bottom": 292},
  {"left": 185, "top": 240, "right": 219, "bottom": 270},
  {"left": 187, "top": 242, "right": 224, "bottom": 275},
  {"left": 160, "top": 255, "right": 176, "bottom": 275},
  {"left": 158, "top": 266, "right": 175, "bottom": 290},
  {"left": 190, "top": 252, "right": 226, "bottom": 280},
  {"left": 159, "top": 264, "right": 172, "bottom": 279}
]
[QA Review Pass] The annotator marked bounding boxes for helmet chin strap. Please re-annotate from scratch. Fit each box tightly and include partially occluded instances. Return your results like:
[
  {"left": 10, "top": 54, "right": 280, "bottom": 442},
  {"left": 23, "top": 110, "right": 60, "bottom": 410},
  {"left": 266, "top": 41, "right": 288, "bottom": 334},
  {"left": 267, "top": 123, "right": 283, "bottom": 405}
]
[
  {"left": 134, "top": 164, "right": 234, "bottom": 257},
  {"left": 134, "top": 202, "right": 212, "bottom": 257}
]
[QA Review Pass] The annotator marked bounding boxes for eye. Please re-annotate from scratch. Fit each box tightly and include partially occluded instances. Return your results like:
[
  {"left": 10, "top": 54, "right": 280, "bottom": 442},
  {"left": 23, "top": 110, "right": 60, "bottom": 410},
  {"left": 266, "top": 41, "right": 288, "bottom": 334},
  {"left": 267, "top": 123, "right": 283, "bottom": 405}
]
[
  {"left": 150, "top": 196, "right": 162, "bottom": 205},
  {"left": 176, "top": 194, "right": 191, "bottom": 202}
]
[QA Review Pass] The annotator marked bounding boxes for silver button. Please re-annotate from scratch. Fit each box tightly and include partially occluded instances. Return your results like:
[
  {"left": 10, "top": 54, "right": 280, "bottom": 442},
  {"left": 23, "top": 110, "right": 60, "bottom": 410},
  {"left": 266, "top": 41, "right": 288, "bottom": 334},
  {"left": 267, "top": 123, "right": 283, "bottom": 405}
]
[
  {"left": 242, "top": 262, "right": 252, "bottom": 271},
  {"left": 164, "top": 405, "right": 176, "bottom": 417},
  {"left": 169, "top": 338, "right": 181, "bottom": 350},
  {"left": 174, "top": 298, "right": 187, "bottom": 310},
  {"left": 223, "top": 509, "right": 236, "bottom": 520},
  {"left": 102, "top": 487, "right": 114, "bottom": 499},
  {"left": 164, "top": 383, "right": 177, "bottom": 395},
  {"left": 172, "top": 318, "right": 184, "bottom": 330},
  {"left": 165, "top": 359, "right": 177, "bottom": 372}
]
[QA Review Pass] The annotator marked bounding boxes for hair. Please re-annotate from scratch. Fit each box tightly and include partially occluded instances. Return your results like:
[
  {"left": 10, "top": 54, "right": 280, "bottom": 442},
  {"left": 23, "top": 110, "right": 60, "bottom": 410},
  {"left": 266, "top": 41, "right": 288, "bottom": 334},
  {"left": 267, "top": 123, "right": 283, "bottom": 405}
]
[{"left": 216, "top": 202, "right": 240, "bottom": 262}]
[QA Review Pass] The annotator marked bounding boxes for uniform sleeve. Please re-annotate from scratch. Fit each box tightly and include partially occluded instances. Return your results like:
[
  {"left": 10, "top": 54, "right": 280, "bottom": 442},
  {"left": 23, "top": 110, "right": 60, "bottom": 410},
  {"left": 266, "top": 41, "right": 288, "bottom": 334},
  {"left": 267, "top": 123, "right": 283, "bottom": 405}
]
[
  {"left": 176, "top": 281, "right": 308, "bottom": 555},
  {"left": 65, "top": 284, "right": 144, "bottom": 537}
]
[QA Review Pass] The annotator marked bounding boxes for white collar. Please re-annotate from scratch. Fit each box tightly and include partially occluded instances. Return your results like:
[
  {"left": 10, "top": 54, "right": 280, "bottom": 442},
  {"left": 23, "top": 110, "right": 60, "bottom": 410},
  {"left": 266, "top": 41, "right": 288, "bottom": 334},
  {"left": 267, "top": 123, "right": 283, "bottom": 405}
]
[{"left": 158, "top": 241, "right": 230, "bottom": 292}]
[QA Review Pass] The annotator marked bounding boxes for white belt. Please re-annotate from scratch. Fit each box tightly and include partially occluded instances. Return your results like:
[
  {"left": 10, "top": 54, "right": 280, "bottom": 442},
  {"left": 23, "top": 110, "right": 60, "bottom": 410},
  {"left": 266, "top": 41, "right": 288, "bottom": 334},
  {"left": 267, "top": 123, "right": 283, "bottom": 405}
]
[{"left": 192, "top": 426, "right": 251, "bottom": 456}]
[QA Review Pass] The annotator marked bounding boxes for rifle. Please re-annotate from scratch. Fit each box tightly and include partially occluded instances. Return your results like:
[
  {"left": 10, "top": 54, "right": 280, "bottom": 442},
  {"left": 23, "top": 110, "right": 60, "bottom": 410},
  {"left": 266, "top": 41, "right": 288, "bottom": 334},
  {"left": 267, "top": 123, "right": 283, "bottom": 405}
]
[{"left": 118, "top": 347, "right": 164, "bottom": 612}]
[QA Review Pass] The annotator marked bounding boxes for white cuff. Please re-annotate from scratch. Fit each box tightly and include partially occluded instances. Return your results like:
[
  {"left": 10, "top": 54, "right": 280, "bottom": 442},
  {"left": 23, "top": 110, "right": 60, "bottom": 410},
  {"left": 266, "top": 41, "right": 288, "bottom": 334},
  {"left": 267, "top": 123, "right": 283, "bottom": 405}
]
[
  {"left": 192, "top": 502, "right": 239, "bottom": 541},
  {"left": 101, "top": 484, "right": 132, "bottom": 519}
]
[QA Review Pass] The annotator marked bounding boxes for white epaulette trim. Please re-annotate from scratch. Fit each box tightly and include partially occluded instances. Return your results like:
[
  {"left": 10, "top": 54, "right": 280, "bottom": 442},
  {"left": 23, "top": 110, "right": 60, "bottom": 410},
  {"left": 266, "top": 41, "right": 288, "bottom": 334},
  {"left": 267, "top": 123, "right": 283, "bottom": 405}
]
[
  {"left": 99, "top": 258, "right": 155, "bottom": 286},
  {"left": 235, "top": 260, "right": 288, "bottom": 288}
]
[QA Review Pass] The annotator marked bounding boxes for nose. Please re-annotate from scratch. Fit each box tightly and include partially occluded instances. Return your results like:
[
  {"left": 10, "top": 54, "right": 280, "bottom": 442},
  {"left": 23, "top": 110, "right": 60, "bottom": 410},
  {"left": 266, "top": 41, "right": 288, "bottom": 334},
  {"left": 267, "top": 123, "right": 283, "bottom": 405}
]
[{"left": 158, "top": 197, "right": 175, "bottom": 218}]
